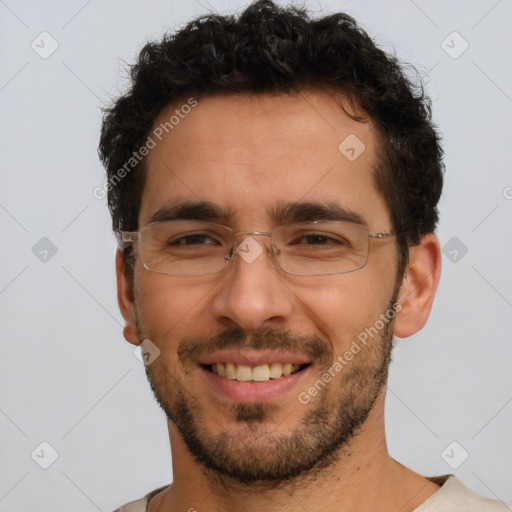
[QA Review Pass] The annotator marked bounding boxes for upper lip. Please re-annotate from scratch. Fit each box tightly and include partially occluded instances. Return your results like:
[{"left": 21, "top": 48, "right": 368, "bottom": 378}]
[{"left": 197, "top": 349, "right": 311, "bottom": 367}]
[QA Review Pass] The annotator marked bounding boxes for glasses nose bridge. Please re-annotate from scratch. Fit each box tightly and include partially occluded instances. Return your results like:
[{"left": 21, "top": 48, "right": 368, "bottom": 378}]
[
  {"left": 232, "top": 229, "right": 272, "bottom": 239},
  {"left": 231, "top": 229, "right": 274, "bottom": 247},
  {"left": 228, "top": 229, "right": 277, "bottom": 261}
]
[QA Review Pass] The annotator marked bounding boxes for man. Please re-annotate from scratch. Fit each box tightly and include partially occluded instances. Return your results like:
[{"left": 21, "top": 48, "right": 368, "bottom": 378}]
[{"left": 99, "top": 1, "right": 510, "bottom": 511}]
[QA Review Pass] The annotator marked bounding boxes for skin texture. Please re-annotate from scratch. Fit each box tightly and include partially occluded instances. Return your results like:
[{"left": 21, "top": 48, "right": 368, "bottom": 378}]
[{"left": 116, "top": 91, "right": 442, "bottom": 511}]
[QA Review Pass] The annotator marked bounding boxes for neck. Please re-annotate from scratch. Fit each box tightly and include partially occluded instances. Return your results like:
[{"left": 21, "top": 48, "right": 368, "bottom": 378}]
[{"left": 149, "top": 393, "right": 440, "bottom": 512}]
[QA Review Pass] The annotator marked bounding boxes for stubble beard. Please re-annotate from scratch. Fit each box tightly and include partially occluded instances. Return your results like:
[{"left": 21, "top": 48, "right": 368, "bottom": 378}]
[{"left": 138, "top": 296, "right": 397, "bottom": 488}]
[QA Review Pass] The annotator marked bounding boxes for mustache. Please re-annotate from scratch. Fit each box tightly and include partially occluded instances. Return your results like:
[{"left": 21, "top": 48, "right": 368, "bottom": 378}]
[{"left": 178, "top": 326, "right": 332, "bottom": 365}]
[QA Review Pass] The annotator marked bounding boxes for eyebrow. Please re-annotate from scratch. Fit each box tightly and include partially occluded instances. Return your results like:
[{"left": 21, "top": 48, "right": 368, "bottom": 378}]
[
  {"left": 269, "top": 200, "right": 367, "bottom": 226},
  {"left": 148, "top": 200, "right": 367, "bottom": 226},
  {"left": 149, "top": 200, "right": 232, "bottom": 224}
]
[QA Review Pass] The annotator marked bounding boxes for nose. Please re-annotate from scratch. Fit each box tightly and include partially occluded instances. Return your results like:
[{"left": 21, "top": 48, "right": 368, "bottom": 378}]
[{"left": 210, "top": 234, "right": 294, "bottom": 330}]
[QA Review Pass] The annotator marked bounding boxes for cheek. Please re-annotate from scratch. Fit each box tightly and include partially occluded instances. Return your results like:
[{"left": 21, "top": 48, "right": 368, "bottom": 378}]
[
  {"left": 134, "top": 269, "right": 221, "bottom": 341},
  {"left": 289, "top": 272, "right": 393, "bottom": 348}
]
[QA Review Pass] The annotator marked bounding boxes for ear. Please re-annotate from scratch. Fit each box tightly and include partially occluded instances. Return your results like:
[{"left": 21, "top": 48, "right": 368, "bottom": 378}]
[
  {"left": 115, "top": 249, "right": 140, "bottom": 346},
  {"left": 393, "top": 233, "right": 441, "bottom": 338}
]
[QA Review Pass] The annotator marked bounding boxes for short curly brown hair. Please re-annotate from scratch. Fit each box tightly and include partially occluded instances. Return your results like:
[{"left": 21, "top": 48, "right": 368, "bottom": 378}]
[{"left": 99, "top": 0, "right": 444, "bottom": 277}]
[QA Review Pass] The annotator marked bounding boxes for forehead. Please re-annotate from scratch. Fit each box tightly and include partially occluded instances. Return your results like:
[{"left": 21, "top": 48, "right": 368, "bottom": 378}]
[{"left": 140, "top": 91, "right": 390, "bottom": 229}]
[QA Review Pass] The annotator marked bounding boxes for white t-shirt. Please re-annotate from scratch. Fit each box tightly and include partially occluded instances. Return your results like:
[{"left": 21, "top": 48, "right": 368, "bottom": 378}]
[{"left": 113, "top": 475, "right": 512, "bottom": 511}]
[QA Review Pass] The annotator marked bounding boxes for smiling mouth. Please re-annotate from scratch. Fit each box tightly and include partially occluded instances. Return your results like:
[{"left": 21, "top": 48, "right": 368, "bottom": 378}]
[{"left": 202, "top": 362, "right": 310, "bottom": 382}]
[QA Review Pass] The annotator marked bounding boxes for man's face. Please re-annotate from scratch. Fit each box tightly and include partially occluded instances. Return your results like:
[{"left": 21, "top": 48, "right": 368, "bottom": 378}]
[{"left": 129, "top": 91, "right": 401, "bottom": 484}]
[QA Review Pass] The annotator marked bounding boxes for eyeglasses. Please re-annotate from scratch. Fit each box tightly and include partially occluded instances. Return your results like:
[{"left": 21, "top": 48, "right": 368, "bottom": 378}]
[{"left": 117, "top": 220, "right": 396, "bottom": 277}]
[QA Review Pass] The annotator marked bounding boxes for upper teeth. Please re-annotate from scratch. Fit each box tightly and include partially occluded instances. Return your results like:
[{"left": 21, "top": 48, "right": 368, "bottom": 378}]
[{"left": 211, "top": 362, "right": 301, "bottom": 381}]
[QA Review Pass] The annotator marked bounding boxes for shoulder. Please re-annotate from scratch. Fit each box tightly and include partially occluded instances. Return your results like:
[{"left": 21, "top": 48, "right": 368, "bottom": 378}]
[
  {"left": 113, "top": 485, "right": 169, "bottom": 512},
  {"left": 415, "top": 476, "right": 512, "bottom": 511}
]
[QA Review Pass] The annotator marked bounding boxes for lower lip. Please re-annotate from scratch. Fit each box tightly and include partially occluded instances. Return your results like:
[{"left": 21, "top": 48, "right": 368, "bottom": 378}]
[{"left": 200, "top": 366, "right": 310, "bottom": 403}]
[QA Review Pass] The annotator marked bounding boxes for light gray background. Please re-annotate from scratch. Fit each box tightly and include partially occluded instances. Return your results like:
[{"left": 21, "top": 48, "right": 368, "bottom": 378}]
[{"left": 1, "top": 0, "right": 511, "bottom": 510}]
